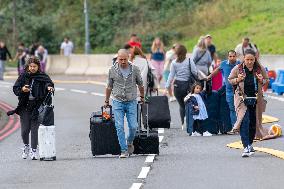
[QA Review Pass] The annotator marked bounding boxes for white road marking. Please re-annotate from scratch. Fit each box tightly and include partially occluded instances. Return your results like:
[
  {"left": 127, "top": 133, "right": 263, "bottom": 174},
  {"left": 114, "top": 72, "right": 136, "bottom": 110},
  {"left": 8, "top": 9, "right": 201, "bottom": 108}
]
[
  {"left": 70, "top": 89, "right": 88, "bottom": 94},
  {"left": 267, "top": 95, "right": 284, "bottom": 102},
  {"left": 55, "top": 87, "right": 65, "bottom": 91},
  {"left": 159, "top": 136, "right": 164, "bottom": 143},
  {"left": 91, "top": 92, "right": 105, "bottom": 97},
  {"left": 129, "top": 183, "right": 143, "bottom": 189},
  {"left": 158, "top": 128, "right": 164, "bottom": 134},
  {"left": 145, "top": 155, "right": 155, "bottom": 163},
  {"left": 137, "top": 167, "right": 151, "bottom": 179}
]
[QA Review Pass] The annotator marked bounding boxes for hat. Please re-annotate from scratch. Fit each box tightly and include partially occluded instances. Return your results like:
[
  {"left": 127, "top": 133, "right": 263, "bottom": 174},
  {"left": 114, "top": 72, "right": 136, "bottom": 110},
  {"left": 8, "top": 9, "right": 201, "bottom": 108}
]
[{"left": 205, "top": 34, "right": 212, "bottom": 38}]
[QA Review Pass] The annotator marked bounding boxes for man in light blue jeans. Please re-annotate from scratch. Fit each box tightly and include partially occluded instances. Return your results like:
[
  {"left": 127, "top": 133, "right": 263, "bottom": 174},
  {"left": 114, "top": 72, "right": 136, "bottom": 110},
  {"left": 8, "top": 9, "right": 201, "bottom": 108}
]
[{"left": 105, "top": 49, "right": 144, "bottom": 158}]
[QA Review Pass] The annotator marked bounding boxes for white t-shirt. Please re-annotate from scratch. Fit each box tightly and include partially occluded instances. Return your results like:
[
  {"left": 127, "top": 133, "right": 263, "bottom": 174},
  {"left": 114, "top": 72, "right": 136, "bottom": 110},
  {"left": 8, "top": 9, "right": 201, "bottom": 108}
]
[
  {"left": 235, "top": 43, "right": 258, "bottom": 62},
  {"left": 60, "top": 41, "right": 74, "bottom": 56}
]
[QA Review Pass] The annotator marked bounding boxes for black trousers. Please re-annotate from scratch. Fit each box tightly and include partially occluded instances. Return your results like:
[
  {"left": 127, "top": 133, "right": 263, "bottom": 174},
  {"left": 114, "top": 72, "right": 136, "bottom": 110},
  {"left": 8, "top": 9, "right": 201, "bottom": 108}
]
[
  {"left": 20, "top": 109, "right": 40, "bottom": 149},
  {"left": 240, "top": 105, "right": 256, "bottom": 148},
  {"left": 173, "top": 80, "right": 190, "bottom": 125},
  {"left": 193, "top": 120, "right": 202, "bottom": 134}
]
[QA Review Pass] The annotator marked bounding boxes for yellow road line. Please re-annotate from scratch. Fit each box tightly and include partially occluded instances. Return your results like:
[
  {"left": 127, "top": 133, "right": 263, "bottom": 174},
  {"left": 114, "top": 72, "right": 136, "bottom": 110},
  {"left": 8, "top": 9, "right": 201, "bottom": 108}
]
[
  {"left": 227, "top": 140, "right": 284, "bottom": 160},
  {"left": 262, "top": 115, "right": 279, "bottom": 123}
]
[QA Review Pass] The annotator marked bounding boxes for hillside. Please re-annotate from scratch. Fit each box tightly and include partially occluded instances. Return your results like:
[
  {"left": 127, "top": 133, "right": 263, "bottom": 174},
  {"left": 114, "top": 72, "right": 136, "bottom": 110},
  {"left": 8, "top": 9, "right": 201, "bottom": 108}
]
[{"left": 0, "top": 0, "right": 283, "bottom": 55}]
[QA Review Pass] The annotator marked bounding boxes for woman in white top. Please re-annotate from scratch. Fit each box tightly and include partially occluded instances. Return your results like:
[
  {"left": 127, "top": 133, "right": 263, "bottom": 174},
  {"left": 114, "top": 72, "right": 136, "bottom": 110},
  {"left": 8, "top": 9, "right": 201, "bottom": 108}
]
[{"left": 130, "top": 46, "right": 157, "bottom": 96}]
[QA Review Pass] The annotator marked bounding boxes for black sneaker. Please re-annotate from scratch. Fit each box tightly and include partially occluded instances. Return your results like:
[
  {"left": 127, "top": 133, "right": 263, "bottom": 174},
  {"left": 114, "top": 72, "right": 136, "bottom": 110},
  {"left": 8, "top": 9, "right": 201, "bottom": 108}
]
[{"left": 248, "top": 145, "right": 255, "bottom": 155}]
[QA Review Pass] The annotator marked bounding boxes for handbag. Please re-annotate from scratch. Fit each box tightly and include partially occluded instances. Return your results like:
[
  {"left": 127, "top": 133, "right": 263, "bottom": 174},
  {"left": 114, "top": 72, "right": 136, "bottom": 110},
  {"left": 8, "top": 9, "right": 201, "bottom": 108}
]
[{"left": 38, "top": 92, "right": 54, "bottom": 126}]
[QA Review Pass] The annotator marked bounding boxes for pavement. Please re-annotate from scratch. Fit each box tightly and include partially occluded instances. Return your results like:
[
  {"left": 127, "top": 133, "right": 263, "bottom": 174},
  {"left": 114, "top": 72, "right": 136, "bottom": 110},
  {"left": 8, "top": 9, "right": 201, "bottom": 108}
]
[{"left": 1, "top": 76, "right": 284, "bottom": 189}]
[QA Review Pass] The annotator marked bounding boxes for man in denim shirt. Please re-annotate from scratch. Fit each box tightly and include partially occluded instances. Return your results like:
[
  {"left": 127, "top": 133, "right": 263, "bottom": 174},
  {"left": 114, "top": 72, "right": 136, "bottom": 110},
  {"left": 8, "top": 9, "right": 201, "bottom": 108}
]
[
  {"left": 207, "top": 50, "right": 240, "bottom": 133},
  {"left": 105, "top": 49, "right": 144, "bottom": 158}
]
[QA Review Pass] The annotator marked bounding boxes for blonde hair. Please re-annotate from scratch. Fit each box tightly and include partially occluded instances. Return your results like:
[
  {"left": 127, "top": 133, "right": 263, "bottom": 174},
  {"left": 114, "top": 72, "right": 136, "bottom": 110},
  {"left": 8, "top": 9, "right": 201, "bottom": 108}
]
[
  {"left": 197, "top": 36, "right": 207, "bottom": 51},
  {"left": 151, "top": 37, "right": 164, "bottom": 53}
]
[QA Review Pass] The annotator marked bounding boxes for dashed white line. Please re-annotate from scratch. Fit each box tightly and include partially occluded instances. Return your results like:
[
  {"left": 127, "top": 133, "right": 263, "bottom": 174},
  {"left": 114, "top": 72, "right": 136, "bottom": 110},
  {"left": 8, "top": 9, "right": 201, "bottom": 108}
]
[
  {"left": 70, "top": 89, "right": 88, "bottom": 94},
  {"left": 129, "top": 183, "right": 143, "bottom": 189},
  {"left": 159, "top": 136, "right": 164, "bottom": 143},
  {"left": 145, "top": 155, "right": 155, "bottom": 163},
  {"left": 137, "top": 167, "right": 151, "bottom": 179},
  {"left": 55, "top": 87, "right": 65, "bottom": 91},
  {"left": 158, "top": 128, "right": 164, "bottom": 134},
  {"left": 91, "top": 92, "right": 105, "bottom": 97}
]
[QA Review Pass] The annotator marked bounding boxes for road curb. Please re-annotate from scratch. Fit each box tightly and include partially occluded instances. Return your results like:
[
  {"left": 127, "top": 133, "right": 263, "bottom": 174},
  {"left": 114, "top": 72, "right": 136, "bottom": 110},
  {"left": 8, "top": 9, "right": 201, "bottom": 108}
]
[{"left": 0, "top": 101, "right": 20, "bottom": 141}]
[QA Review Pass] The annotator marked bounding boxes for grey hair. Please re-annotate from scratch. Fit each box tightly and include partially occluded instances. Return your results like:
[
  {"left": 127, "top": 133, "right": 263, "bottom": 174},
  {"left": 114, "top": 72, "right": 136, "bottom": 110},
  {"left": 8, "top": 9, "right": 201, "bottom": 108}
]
[{"left": 117, "top": 49, "right": 129, "bottom": 57}]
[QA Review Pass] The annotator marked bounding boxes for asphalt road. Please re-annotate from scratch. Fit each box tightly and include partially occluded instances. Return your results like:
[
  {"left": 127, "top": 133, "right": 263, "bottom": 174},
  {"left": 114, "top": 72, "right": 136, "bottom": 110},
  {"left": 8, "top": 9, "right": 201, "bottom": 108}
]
[{"left": 1, "top": 78, "right": 284, "bottom": 189}]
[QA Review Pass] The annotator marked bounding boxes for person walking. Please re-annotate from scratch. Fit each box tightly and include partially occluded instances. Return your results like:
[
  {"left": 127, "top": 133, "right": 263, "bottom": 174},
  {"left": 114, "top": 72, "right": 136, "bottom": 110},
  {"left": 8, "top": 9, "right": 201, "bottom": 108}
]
[
  {"left": 105, "top": 49, "right": 144, "bottom": 158},
  {"left": 130, "top": 46, "right": 157, "bottom": 95},
  {"left": 204, "top": 34, "right": 217, "bottom": 64},
  {"left": 127, "top": 33, "right": 142, "bottom": 49},
  {"left": 164, "top": 45, "right": 198, "bottom": 130},
  {"left": 191, "top": 36, "right": 212, "bottom": 88},
  {"left": 0, "top": 41, "right": 12, "bottom": 80},
  {"left": 60, "top": 37, "right": 74, "bottom": 56},
  {"left": 35, "top": 45, "right": 48, "bottom": 72},
  {"left": 14, "top": 43, "right": 28, "bottom": 76},
  {"left": 228, "top": 49, "right": 268, "bottom": 157},
  {"left": 164, "top": 44, "right": 178, "bottom": 102},
  {"left": 207, "top": 50, "right": 240, "bottom": 133},
  {"left": 12, "top": 56, "right": 54, "bottom": 160},
  {"left": 150, "top": 37, "right": 165, "bottom": 86},
  {"left": 235, "top": 37, "right": 259, "bottom": 62}
]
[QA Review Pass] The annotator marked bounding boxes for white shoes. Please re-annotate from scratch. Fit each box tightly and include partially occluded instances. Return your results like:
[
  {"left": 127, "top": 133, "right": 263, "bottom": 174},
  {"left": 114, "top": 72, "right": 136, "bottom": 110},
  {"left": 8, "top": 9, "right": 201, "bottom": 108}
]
[
  {"left": 30, "top": 149, "right": 38, "bottom": 160},
  {"left": 242, "top": 147, "right": 250, "bottom": 158},
  {"left": 191, "top": 131, "right": 202, "bottom": 136},
  {"left": 203, "top": 131, "right": 213, "bottom": 137},
  {"left": 22, "top": 144, "right": 30, "bottom": 159}
]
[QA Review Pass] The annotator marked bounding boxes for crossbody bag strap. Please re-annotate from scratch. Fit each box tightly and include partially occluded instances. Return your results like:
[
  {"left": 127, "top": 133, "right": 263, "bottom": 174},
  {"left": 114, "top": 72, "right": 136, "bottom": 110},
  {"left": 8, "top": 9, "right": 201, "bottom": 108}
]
[
  {"left": 188, "top": 58, "right": 197, "bottom": 81},
  {"left": 194, "top": 50, "right": 206, "bottom": 64}
]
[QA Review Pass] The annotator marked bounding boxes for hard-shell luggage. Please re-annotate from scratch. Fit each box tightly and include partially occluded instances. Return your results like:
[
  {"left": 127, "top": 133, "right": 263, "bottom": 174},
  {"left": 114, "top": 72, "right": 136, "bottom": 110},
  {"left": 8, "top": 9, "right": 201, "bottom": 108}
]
[
  {"left": 133, "top": 103, "right": 159, "bottom": 155},
  {"left": 38, "top": 125, "right": 56, "bottom": 161},
  {"left": 89, "top": 106, "right": 121, "bottom": 156},
  {"left": 142, "top": 95, "right": 171, "bottom": 129},
  {"left": 218, "top": 86, "right": 232, "bottom": 133},
  {"left": 202, "top": 91, "right": 220, "bottom": 134}
]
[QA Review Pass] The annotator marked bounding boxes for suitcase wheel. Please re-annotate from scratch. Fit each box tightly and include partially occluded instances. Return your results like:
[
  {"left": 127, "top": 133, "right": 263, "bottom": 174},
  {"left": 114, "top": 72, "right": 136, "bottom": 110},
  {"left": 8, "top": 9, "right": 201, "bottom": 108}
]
[
  {"left": 52, "top": 156, "right": 56, "bottom": 161},
  {"left": 40, "top": 158, "right": 44, "bottom": 161}
]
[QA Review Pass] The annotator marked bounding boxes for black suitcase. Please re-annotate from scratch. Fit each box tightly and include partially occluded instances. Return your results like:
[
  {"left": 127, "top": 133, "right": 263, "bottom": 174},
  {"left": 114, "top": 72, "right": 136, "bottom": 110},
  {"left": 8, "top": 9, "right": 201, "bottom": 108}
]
[
  {"left": 89, "top": 106, "right": 121, "bottom": 156},
  {"left": 133, "top": 103, "right": 159, "bottom": 155},
  {"left": 142, "top": 95, "right": 171, "bottom": 129},
  {"left": 218, "top": 86, "right": 232, "bottom": 134},
  {"left": 202, "top": 91, "right": 220, "bottom": 134}
]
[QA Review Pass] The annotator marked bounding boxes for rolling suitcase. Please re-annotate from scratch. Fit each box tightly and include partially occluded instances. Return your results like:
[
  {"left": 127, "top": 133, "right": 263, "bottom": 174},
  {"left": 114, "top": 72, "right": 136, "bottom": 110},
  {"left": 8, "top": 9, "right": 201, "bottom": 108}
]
[
  {"left": 38, "top": 125, "right": 56, "bottom": 161},
  {"left": 218, "top": 86, "right": 232, "bottom": 133},
  {"left": 142, "top": 95, "right": 171, "bottom": 129},
  {"left": 89, "top": 106, "right": 121, "bottom": 156},
  {"left": 133, "top": 103, "right": 159, "bottom": 155},
  {"left": 202, "top": 91, "right": 220, "bottom": 134}
]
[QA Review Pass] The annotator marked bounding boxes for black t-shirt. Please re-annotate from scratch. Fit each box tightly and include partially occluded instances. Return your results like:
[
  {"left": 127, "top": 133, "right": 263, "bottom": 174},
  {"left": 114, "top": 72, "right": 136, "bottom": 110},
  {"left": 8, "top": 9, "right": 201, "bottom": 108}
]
[
  {"left": 207, "top": 44, "right": 216, "bottom": 60},
  {"left": 244, "top": 66, "right": 256, "bottom": 97}
]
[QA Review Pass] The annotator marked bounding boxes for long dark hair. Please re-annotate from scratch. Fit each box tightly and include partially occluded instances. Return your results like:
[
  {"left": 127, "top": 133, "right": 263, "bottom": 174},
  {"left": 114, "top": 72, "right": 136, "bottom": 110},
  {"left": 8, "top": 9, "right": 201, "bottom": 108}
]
[
  {"left": 176, "top": 45, "right": 187, "bottom": 63},
  {"left": 25, "top": 56, "right": 41, "bottom": 73},
  {"left": 243, "top": 49, "right": 261, "bottom": 74},
  {"left": 190, "top": 82, "right": 202, "bottom": 94}
]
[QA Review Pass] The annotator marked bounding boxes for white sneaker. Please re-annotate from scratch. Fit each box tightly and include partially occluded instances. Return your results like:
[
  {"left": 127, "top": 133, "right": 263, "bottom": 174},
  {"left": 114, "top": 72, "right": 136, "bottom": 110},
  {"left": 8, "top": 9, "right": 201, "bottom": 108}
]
[
  {"left": 181, "top": 124, "right": 184, "bottom": 130},
  {"left": 22, "top": 144, "right": 30, "bottom": 159},
  {"left": 242, "top": 147, "right": 250, "bottom": 158},
  {"left": 203, "top": 131, "right": 213, "bottom": 136},
  {"left": 30, "top": 149, "right": 38, "bottom": 160},
  {"left": 169, "top": 96, "right": 176, "bottom": 102},
  {"left": 192, "top": 131, "right": 202, "bottom": 136}
]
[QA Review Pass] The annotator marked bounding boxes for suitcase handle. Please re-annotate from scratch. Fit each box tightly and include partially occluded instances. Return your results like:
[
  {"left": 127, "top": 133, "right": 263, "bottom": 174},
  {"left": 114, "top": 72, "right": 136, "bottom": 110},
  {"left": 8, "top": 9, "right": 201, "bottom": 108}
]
[{"left": 101, "top": 105, "right": 112, "bottom": 118}]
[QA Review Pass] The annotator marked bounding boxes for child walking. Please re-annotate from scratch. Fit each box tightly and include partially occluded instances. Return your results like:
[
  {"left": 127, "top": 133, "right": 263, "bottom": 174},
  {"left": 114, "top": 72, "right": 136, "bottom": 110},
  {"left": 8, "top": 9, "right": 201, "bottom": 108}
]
[{"left": 185, "top": 82, "right": 212, "bottom": 136}]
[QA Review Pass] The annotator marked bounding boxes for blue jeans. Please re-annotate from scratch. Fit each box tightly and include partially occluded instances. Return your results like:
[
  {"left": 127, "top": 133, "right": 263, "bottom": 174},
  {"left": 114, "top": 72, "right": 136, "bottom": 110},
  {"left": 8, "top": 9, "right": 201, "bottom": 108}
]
[
  {"left": 226, "top": 94, "right": 237, "bottom": 127},
  {"left": 240, "top": 106, "right": 256, "bottom": 148},
  {"left": 112, "top": 99, "right": 137, "bottom": 152}
]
